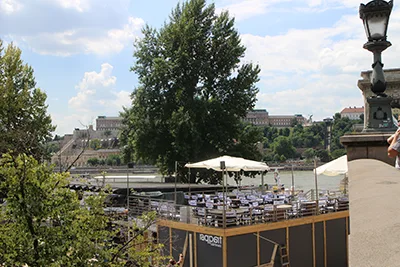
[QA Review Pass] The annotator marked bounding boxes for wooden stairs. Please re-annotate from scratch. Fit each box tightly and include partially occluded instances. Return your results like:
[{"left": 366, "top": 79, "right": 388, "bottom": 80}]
[{"left": 280, "top": 245, "right": 290, "bottom": 267}]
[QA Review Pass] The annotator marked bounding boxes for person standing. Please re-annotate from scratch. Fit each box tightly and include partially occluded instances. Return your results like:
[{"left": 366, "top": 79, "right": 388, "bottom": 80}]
[
  {"left": 167, "top": 254, "right": 183, "bottom": 267},
  {"left": 273, "top": 169, "right": 281, "bottom": 186},
  {"left": 388, "top": 116, "right": 400, "bottom": 169}
]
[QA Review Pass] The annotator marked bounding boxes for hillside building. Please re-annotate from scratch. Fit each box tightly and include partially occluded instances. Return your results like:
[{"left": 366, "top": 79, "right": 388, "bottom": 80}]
[
  {"left": 243, "top": 110, "right": 306, "bottom": 127},
  {"left": 340, "top": 107, "right": 364, "bottom": 120}
]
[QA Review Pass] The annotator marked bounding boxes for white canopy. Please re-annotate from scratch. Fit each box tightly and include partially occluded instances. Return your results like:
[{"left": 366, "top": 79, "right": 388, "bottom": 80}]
[
  {"left": 314, "top": 155, "right": 348, "bottom": 176},
  {"left": 184, "top": 155, "right": 270, "bottom": 172}
]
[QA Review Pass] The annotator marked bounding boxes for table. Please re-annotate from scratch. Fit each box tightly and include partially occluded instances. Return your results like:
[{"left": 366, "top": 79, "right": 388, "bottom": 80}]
[
  {"left": 301, "top": 201, "right": 317, "bottom": 216},
  {"left": 208, "top": 208, "right": 249, "bottom": 227},
  {"left": 275, "top": 204, "right": 292, "bottom": 221}
]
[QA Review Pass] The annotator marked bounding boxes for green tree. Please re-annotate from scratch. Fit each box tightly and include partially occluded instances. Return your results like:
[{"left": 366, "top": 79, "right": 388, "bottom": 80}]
[
  {"left": 0, "top": 41, "right": 55, "bottom": 161},
  {"left": 45, "top": 142, "right": 60, "bottom": 155},
  {"left": 121, "top": 0, "right": 260, "bottom": 181},
  {"left": 104, "top": 130, "right": 112, "bottom": 138},
  {"left": 316, "top": 149, "right": 330, "bottom": 162},
  {"left": 87, "top": 157, "right": 99, "bottom": 166},
  {"left": 281, "top": 127, "right": 290, "bottom": 137},
  {"left": 330, "top": 113, "right": 355, "bottom": 151},
  {"left": 227, "top": 123, "right": 263, "bottom": 160},
  {"left": 302, "top": 148, "right": 316, "bottom": 160},
  {"left": 0, "top": 153, "right": 164, "bottom": 266},
  {"left": 89, "top": 139, "right": 101, "bottom": 150},
  {"left": 331, "top": 148, "right": 346, "bottom": 159},
  {"left": 290, "top": 117, "right": 299, "bottom": 127},
  {"left": 272, "top": 136, "right": 296, "bottom": 159},
  {"left": 0, "top": 154, "right": 114, "bottom": 266},
  {"left": 263, "top": 126, "right": 279, "bottom": 144},
  {"left": 106, "top": 154, "right": 122, "bottom": 166}
]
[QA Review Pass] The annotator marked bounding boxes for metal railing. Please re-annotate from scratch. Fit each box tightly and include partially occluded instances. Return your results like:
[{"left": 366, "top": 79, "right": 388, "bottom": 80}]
[{"left": 105, "top": 193, "right": 349, "bottom": 229}]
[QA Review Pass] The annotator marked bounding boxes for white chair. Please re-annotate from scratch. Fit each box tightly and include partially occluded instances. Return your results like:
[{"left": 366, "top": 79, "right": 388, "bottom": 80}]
[
  {"left": 205, "top": 202, "right": 214, "bottom": 209},
  {"left": 159, "top": 204, "right": 169, "bottom": 218},
  {"left": 197, "top": 208, "right": 213, "bottom": 226},
  {"left": 188, "top": 200, "right": 197, "bottom": 206},
  {"left": 273, "top": 200, "right": 284, "bottom": 205},
  {"left": 225, "top": 210, "right": 238, "bottom": 227},
  {"left": 263, "top": 205, "right": 275, "bottom": 222},
  {"left": 240, "top": 199, "right": 249, "bottom": 205},
  {"left": 150, "top": 201, "right": 159, "bottom": 211}
]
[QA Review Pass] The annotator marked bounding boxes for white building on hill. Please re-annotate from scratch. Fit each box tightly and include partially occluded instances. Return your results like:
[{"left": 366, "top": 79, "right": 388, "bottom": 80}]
[{"left": 340, "top": 106, "right": 364, "bottom": 120}]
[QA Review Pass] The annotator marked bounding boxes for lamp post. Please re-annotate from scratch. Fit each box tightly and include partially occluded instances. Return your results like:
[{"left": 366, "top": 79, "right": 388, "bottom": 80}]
[
  {"left": 323, "top": 118, "right": 333, "bottom": 152},
  {"left": 359, "top": 0, "right": 396, "bottom": 132}
]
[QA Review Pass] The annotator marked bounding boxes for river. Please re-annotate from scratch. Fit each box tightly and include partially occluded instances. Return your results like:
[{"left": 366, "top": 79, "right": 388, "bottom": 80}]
[
  {"left": 91, "top": 170, "right": 344, "bottom": 192},
  {"left": 231, "top": 170, "right": 344, "bottom": 192}
]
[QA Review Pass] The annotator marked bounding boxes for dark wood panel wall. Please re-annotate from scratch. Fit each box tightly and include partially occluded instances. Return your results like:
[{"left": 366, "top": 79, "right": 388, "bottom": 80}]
[{"left": 158, "top": 211, "right": 349, "bottom": 267}]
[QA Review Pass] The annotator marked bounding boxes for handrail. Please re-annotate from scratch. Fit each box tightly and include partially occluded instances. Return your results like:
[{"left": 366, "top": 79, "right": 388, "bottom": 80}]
[
  {"left": 252, "top": 233, "right": 279, "bottom": 267},
  {"left": 105, "top": 193, "right": 349, "bottom": 229},
  {"left": 253, "top": 233, "right": 279, "bottom": 246},
  {"left": 271, "top": 244, "right": 278, "bottom": 266}
]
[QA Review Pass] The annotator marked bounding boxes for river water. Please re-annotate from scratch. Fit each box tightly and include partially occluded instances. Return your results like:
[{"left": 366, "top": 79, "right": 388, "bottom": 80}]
[
  {"left": 231, "top": 170, "right": 343, "bottom": 192},
  {"left": 92, "top": 170, "right": 343, "bottom": 192}
]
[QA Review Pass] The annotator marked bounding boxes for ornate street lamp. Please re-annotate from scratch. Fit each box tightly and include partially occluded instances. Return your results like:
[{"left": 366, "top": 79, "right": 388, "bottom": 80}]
[{"left": 359, "top": 0, "right": 396, "bottom": 132}]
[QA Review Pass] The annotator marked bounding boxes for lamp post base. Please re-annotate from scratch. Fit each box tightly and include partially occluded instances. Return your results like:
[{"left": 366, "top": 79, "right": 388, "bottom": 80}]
[{"left": 363, "top": 95, "right": 396, "bottom": 132}]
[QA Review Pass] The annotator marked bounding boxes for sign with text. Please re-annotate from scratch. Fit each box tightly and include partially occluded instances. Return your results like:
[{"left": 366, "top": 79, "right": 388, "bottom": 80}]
[{"left": 198, "top": 233, "right": 223, "bottom": 248}]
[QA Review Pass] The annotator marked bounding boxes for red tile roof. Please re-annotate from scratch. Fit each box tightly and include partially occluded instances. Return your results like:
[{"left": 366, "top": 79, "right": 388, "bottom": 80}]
[{"left": 341, "top": 107, "right": 364, "bottom": 113}]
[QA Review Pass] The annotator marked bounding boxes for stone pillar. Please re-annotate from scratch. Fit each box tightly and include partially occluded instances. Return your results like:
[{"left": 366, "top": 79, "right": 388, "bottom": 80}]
[
  {"left": 358, "top": 68, "right": 400, "bottom": 127},
  {"left": 340, "top": 133, "right": 395, "bottom": 166},
  {"left": 341, "top": 69, "right": 400, "bottom": 166}
]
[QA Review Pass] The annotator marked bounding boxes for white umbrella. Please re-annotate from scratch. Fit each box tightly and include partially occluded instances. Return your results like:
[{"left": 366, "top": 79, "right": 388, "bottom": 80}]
[
  {"left": 185, "top": 155, "right": 270, "bottom": 228},
  {"left": 314, "top": 155, "right": 348, "bottom": 176},
  {"left": 184, "top": 155, "right": 270, "bottom": 172}
]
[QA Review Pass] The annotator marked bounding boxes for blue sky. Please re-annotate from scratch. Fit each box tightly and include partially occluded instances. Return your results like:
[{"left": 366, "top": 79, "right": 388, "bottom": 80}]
[{"left": 1, "top": 0, "right": 400, "bottom": 135}]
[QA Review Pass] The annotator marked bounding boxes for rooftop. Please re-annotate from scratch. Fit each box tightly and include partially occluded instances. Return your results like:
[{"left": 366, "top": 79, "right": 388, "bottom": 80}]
[{"left": 341, "top": 107, "right": 364, "bottom": 113}]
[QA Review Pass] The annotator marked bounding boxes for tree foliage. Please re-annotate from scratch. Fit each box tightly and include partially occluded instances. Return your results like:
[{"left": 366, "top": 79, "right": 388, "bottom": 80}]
[
  {"left": 0, "top": 154, "right": 114, "bottom": 266},
  {"left": 89, "top": 139, "right": 101, "bottom": 150},
  {"left": 87, "top": 157, "right": 99, "bottom": 166},
  {"left": 0, "top": 40, "right": 55, "bottom": 161},
  {"left": 259, "top": 112, "right": 361, "bottom": 163},
  {"left": 271, "top": 136, "right": 296, "bottom": 159},
  {"left": 330, "top": 112, "right": 356, "bottom": 151},
  {"left": 121, "top": 0, "right": 260, "bottom": 181},
  {"left": 0, "top": 153, "right": 164, "bottom": 266}
]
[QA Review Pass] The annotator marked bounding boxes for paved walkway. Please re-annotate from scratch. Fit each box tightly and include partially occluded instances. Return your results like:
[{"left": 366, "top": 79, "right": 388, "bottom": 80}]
[{"left": 348, "top": 159, "right": 400, "bottom": 267}]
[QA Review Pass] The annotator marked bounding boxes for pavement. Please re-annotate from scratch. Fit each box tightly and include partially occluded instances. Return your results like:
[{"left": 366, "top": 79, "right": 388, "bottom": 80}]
[{"left": 348, "top": 158, "right": 400, "bottom": 267}]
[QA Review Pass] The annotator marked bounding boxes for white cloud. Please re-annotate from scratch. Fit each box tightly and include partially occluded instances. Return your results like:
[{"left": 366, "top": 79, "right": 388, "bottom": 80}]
[
  {"left": 241, "top": 6, "right": 400, "bottom": 121},
  {"left": 0, "top": 0, "right": 22, "bottom": 14},
  {"left": 306, "top": 0, "right": 322, "bottom": 7},
  {"left": 216, "top": 0, "right": 290, "bottom": 21},
  {"left": 255, "top": 73, "right": 364, "bottom": 121},
  {"left": 1, "top": 0, "right": 143, "bottom": 56},
  {"left": 53, "top": 0, "right": 91, "bottom": 12},
  {"left": 9, "top": 16, "right": 144, "bottom": 56},
  {"left": 51, "top": 63, "right": 130, "bottom": 134}
]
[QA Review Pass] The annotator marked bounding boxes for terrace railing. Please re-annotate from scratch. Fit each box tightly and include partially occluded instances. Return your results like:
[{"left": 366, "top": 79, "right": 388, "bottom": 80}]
[{"left": 107, "top": 193, "right": 349, "bottom": 229}]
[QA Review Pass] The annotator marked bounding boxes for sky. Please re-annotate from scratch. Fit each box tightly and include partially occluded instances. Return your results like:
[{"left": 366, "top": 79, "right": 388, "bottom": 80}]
[{"left": 1, "top": 0, "right": 400, "bottom": 136}]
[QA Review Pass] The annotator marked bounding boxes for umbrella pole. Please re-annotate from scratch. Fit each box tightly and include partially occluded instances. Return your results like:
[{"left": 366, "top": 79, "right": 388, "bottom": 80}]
[
  {"left": 236, "top": 171, "right": 239, "bottom": 191},
  {"left": 188, "top": 165, "right": 191, "bottom": 198},
  {"left": 224, "top": 169, "right": 228, "bottom": 228},
  {"left": 314, "top": 157, "right": 319, "bottom": 215},
  {"left": 291, "top": 164, "right": 295, "bottom": 196},
  {"left": 261, "top": 172, "right": 264, "bottom": 194},
  {"left": 174, "top": 161, "right": 177, "bottom": 205}
]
